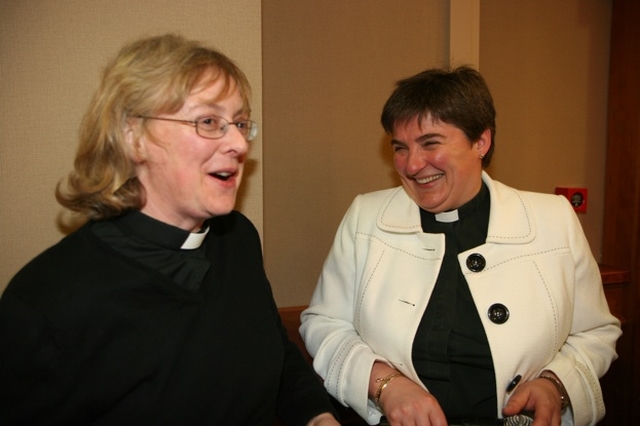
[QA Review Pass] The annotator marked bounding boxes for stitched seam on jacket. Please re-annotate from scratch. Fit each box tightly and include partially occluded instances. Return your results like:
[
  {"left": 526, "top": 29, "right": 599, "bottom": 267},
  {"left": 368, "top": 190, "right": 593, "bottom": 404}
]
[
  {"left": 378, "top": 189, "right": 418, "bottom": 230},
  {"left": 487, "top": 190, "right": 533, "bottom": 240},
  {"left": 575, "top": 360, "right": 604, "bottom": 420},
  {"left": 355, "top": 232, "right": 440, "bottom": 261},
  {"left": 357, "top": 250, "right": 384, "bottom": 334},
  {"left": 533, "top": 261, "right": 560, "bottom": 350},
  {"left": 327, "top": 338, "right": 359, "bottom": 399},
  {"left": 463, "top": 246, "right": 569, "bottom": 274}
]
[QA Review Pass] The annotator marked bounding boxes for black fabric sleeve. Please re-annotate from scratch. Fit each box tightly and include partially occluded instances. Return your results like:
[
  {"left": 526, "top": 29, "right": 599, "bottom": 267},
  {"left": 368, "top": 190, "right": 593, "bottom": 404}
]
[
  {"left": 228, "top": 213, "right": 337, "bottom": 425},
  {"left": 0, "top": 291, "right": 66, "bottom": 424},
  {"left": 272, "top": 299, "right": 338, "bottom": 425}
]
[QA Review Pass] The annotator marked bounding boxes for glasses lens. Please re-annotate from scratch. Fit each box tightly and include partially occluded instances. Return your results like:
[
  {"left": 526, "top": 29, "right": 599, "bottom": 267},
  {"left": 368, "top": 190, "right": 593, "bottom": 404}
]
[
  {"left": 196, "top": 116, "right": 258, "bottom": 141},
  {"left": 240, "top": 120, "right": 258, "bottom": 141},
  {"left": 196, "top": 117, "right": 225, "bottom": 139}
]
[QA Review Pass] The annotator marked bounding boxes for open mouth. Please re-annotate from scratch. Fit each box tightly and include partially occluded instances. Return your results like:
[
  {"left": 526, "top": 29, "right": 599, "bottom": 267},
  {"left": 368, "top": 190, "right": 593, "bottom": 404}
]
[
  {"left": 415, "top": 174, "right": 443, "bottom": 184},
  {"left": 211, "top": 171, "right": 234, "bottom": 181}
]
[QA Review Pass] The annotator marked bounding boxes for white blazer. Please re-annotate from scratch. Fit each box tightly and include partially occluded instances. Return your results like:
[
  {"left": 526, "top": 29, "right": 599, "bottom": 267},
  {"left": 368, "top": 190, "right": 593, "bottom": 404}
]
[{"left": 300, "top": 172, "right": 621, "bottom": 426}]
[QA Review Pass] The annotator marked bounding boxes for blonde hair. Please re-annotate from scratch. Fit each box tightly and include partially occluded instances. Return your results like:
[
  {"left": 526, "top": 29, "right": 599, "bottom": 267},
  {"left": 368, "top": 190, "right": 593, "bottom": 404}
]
[{"left": 56, "top": 33, "right": 252, "bottom": 220}]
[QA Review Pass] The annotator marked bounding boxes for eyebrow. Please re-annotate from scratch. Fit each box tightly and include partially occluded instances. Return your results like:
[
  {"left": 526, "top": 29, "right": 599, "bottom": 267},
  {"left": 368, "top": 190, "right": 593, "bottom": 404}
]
[
  {"left": 185, "top": 102, "right": 223, "bottom": 114},
  {"left": 416, "top": 132, "right": 445, "bottom": 142},
  {"left": 391, "top": 132, "right": 445, "bottom": 145},
  {"left": 185, "top": 102, "right": 248, "bottom": 119}
]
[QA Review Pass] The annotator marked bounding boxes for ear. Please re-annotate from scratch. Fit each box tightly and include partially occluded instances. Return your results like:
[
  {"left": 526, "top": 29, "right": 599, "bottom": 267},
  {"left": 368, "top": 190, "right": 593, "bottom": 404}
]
[
  {"left": 124, "top": 118, "right": 147, "bottom": 164},
  {"left": 475, "top": 128, "right": 492, "bottom": 157}
]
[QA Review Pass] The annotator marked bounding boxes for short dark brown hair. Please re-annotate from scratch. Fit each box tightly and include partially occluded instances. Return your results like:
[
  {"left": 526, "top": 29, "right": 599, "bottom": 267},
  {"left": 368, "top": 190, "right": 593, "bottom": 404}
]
[{"left": 381, "top": 66, "right": 495, "bottom": 167}]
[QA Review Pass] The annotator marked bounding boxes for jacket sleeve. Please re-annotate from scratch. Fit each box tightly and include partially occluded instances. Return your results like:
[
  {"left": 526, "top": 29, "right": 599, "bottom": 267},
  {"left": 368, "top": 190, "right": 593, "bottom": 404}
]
[
  {"left": 300, "top": 196, "right": 387, "bottom": 425},
  {"left": 543, "top": 196, "right": 621, "bottom": 426}
]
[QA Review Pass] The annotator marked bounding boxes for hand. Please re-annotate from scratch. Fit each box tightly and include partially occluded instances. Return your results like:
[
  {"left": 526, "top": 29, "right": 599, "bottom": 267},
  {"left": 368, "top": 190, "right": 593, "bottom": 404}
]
[
  {"left": 502, "top": 375, "right": 565, "bottom": 426},
  {"left": 378, "top": 376, "right": 448, "bottom": 426},
  {"left": 306, "top": 412, "right": 341, "bottom": 426},
  {"left": 370, "top": 362, "right": 447, "bottom": 426}
]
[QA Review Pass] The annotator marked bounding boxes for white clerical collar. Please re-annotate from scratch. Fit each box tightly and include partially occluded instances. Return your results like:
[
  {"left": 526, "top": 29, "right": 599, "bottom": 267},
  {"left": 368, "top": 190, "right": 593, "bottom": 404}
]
[
  {"left": 435, "top": 209, "right": 459, "bottom": 223},
  {"left": 180, "top": 225, "right": 210, "bottom": 250}
]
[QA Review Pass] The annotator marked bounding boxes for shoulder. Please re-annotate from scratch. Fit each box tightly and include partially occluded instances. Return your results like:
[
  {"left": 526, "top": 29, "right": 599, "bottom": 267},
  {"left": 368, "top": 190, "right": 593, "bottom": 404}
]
[
  {"left": 207, "top": 211, "right": 262, "bottom": 254},
  {"left": 208, "top": 211, "right": 259, "bottom": 237},
  {"left": 9, "top": 224, "right": 98, "bottom": 279},
  {"left": 353, "top": 186, "right": 404, "bottom": 204},
  {"left": 486, "top": 174, "right": 579, "bottom": 241},
  {"left": 3, "top": 223, "right": 122, "bottom": 307},
  {"left": 487, "top": 174, "right": 571, "bottom": 214},
  {"left": 346, "top": 186, "right": 406, "bottom": 217}
]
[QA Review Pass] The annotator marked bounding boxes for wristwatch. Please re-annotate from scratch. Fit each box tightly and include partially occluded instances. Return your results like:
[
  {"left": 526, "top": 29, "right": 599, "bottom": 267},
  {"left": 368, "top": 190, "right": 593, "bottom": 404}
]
[{"left": 539, "top": 370, "right": 570, "bottom": 413}]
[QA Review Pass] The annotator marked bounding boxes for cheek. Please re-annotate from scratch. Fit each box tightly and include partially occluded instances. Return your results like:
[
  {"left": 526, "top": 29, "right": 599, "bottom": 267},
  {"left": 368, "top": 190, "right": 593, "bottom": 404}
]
[
  {"left": 393, "top": 152, "right": 407, "bottom": 171},
  {"left": 428, "top": 150, "right": 447, "bottom": 167},
  {"left": 148, "top": 147, "right": 200, "bottom": 182},
  {"left": 164, "top": 144, "right": 207, "bottom": 172}
]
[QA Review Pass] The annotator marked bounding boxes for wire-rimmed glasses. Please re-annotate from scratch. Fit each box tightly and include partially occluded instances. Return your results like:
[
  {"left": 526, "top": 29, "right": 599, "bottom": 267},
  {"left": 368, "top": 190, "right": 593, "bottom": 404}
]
[{"left": 138, "top": 115, "right": 258, "bottom": 141}]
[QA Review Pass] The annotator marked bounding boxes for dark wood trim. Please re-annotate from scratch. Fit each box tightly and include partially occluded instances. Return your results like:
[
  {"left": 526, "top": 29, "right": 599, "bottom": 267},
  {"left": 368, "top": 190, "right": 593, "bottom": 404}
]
[
  {"left": 279, "top": 305, "right": 312, "bottom": 363},
  {"left": 600, "top": 264, "right": 630, "bottom": 325},
  {"left": 600, "top": 0, "right": 640, "bottom": 423}
]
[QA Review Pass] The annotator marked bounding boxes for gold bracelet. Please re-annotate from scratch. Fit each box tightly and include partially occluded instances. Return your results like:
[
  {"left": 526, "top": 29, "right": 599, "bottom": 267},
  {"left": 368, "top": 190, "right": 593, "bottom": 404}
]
[
  {"left": 539, "top": 371, "right": 570, "bottom": 413},
  {"left": 374, "top": 372, "right": 403, "bottom": 408}
]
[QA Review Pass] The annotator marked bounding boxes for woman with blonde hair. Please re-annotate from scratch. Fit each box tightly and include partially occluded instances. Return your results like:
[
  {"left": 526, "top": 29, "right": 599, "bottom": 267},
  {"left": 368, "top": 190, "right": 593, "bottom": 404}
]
[{"left": 0, "top": 34, "right": 339, "bottom": 426}]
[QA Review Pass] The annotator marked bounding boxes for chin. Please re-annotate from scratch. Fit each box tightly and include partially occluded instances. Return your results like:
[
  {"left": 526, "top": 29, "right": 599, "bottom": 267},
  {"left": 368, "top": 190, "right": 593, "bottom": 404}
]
[
  {"left": 210, "top": 208, "right": 234, "bottom": 218},
  {"left": 415, "top": 197, "right": 449, "bottom": 213},
  {"left": 206, "top": 192, "right": 237, "bottom": 211},
  {"left": 209, "top": 202, "right": 237, "bottom": 217}
]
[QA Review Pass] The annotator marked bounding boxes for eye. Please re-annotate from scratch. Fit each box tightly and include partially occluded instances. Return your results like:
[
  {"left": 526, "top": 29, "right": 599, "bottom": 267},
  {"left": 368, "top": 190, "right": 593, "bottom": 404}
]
[
  {"left": 235, "top": 121, "right": 249, "bottom": 130},
  {"left": 391, "top": 143, "right": 407, "bottom": 152},
  {"left": 420, "top": 140, "right": 439, "bottom": 149},
  {"left": 198, "top": 116, "right": 221, "bottom": 130}
]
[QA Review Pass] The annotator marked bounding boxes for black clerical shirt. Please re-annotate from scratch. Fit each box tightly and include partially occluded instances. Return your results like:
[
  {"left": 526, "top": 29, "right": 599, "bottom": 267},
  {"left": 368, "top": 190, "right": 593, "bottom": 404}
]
[
  {"left": 412, "top": 183, "right": 497, "bottom": 418},
  {"left": 91, "top": 211, "right": 210, "bottom": 291}
]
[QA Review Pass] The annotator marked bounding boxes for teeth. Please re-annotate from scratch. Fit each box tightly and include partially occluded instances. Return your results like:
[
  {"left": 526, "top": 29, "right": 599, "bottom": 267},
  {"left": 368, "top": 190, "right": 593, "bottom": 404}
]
[
  {"left": 415, "top": 174, "right": 442, "bottom": 184},
  {"left": 212, "top": 171, "right": 233, "bottom": 181}
]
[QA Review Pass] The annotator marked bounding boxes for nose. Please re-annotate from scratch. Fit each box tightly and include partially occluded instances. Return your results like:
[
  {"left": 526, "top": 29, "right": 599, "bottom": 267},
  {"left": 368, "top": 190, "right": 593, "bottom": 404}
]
[
  {"left": 404, "top": 147, "right": 427, "bottom": 176},
  {"left": 224, "top": 125, "right": 250, "bottom": 156}
]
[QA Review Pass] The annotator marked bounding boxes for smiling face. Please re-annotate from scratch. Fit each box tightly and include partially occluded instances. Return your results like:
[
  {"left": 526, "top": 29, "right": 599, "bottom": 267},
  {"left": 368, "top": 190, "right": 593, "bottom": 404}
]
[
  {"left": 130, "top": 76, "right": 250, "bottom": 232},
  {"left": 392, "top": 115, "right": 491, "bottom": 214}
]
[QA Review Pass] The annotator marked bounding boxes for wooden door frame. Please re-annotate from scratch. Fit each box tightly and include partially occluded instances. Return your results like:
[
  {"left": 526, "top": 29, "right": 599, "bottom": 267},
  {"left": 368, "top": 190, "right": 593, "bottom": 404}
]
[{"left": 601, "top": 0, "right": 640, "bottom": 422}]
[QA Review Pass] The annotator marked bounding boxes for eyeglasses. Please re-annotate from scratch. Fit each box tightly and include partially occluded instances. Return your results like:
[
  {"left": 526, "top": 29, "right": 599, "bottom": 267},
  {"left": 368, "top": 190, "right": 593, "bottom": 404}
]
[{"left": 138, "top": 115, "right": 258, "bottom": 141}]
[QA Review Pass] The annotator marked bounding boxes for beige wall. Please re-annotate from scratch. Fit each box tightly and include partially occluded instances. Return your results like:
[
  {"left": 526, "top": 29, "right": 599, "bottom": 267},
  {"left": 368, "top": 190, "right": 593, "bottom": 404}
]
[
  {"left": 1, "top": 1, "right": 612, "bottom": 308},
  {"left": 0, "top": 0, "right": 263, "bottom": 290},
  {"left": 480, "top": 0, "right": 611, "bottom": 263},
  {"left": 262, "top": 0, "right": 450, "bottom": 306}
]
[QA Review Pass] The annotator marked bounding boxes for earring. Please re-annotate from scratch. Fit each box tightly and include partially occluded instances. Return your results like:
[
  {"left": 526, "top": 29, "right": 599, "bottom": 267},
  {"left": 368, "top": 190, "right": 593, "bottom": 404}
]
[{"left": 479, "top": 153, "right": 485, "bottom": 159}]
